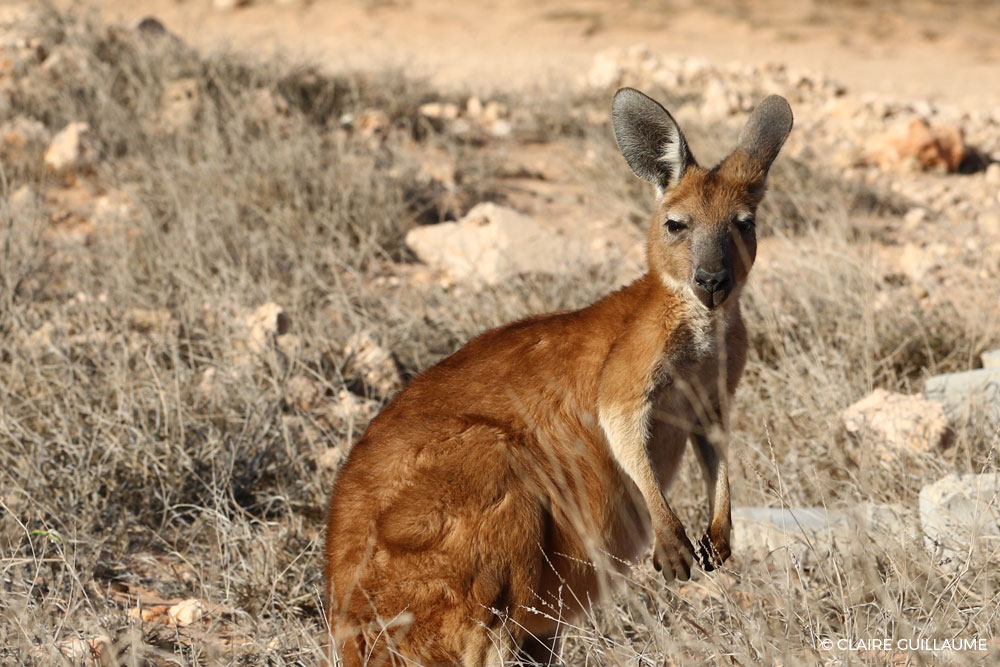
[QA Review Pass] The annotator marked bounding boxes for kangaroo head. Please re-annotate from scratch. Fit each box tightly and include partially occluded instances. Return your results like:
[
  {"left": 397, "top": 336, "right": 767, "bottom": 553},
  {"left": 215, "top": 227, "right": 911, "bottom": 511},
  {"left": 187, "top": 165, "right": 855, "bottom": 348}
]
[{"left": 612, "top": 88, "right": 793, "bottom": 310}]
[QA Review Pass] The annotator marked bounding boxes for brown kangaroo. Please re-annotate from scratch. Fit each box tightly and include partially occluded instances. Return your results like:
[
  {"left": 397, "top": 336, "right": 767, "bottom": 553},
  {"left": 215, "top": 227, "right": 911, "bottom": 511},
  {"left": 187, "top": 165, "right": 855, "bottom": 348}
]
[{"left": 324, "top": 88, "right": 793, "bottom": 666}]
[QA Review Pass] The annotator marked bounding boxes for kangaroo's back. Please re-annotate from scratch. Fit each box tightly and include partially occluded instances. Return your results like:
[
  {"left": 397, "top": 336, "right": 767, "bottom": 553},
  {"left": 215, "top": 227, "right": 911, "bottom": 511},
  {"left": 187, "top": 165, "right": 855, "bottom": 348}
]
[{"left": 325, "top": 279, "right": 653, "bottom": 664}]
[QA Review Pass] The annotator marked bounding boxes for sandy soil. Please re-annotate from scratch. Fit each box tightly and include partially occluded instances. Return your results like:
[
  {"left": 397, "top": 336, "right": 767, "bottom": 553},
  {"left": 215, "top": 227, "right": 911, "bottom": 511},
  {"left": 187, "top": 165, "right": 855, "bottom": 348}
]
[{"left": 71, "top": 0, "right": 1000, "bottom": 106}]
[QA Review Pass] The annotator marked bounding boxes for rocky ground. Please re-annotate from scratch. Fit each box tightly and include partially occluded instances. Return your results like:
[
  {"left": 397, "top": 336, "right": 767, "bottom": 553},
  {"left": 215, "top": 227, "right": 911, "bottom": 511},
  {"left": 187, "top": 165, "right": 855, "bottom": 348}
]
[{"left": 1, "top": 2, "right": 999, "bottom": 665}]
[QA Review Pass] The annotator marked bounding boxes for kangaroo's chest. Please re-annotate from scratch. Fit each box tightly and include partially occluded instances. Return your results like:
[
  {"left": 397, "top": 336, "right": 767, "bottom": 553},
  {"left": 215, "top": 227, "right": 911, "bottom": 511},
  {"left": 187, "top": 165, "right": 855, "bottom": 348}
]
[
  {"left": 651, "top": 353, "right": 722, "bottom": 420},
  {"left": 646, "top": 349, "right": 723, "bottom": 480}
]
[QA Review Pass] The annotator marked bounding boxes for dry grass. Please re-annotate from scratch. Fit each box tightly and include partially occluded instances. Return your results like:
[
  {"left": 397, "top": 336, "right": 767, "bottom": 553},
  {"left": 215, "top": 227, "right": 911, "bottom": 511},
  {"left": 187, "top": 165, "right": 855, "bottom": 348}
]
[{"left": 2, "top": 6, "right": 999, "bottom": 666}]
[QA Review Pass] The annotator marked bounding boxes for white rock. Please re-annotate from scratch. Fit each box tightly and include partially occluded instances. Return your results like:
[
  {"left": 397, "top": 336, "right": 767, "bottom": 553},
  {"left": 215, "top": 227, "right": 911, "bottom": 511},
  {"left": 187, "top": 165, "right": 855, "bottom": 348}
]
[
  {"left": 317, "top": 446, "right": 344, "bottom": 470},
  {"left": 587, "top": 48, "right": 623, "bottom": 89},
  {"left": 481, "top": 101, "right": 505, "bottom": 124},
  {"left": 342, "top": 332, "right": 401, "bottom": 399},
  {"left": 701, "top": 77, "right": 733, "bottom": 120},
  {"left": 984, "top": 162, "right": 1000, "bottom": 185},
  {"left": 732, "top": 504, "right": 911, "bottom": 569},
  {"left": 284, "top": 375, "right": 323, "bottom": 411},
  {"left": 320, "top": 389, "right": 379, "bottom": 435},
  {"left": 213, "top": 0, "right": 250, "bottom": 10},
  {"left": 680, "top": 56, "right": 713, "bottom": 81},
  {"left": 919, "top": 473, "right": 1000, "bottom": 568},
  {"left": 357, "top": 108, "right": 390, "bottom": 139},
  {"left": 93, "top": 191, "right": 138, "bottom": 228},
  {"left": 244, "top": 302, "right": 290, "bottom": 354},
  {"left": 275, "top": 333, "right": 302, "bottom": 359},
  {"left": 160, "top": 78, "right": 201, "bottom": 132},
  {"left": 650, "top": 66, "right": 681, "bottom": 89},
  {"left": 417, "top": 155, "right": 457, "bottom": 189},
  {"left": 466, "top": 96, "right": 483, "bottom": 118},
  {"left": 418, "top": 102, "right": 460, "bottom": 120},
  {"left": 44, "top": 122, "right": 96, "bottom": 174},
  {"left": 485, "top": 119, "right": 512, "bottom": 138},
  {"left": 897, "top": 243, "right": 939, "bottom": 282},
  {"left": 167, "top": 598, "right": 208, "bottom": 626},
  {"left": 53, "top": 635, "right": 111, "bottom": 662},
  {"left": 924, "top": 368, "right": 1000, "bottom": 427},
  {"left": 8, "top": 184, "right": 37, "bottom": 219},
  {"left": 405, "top": 202, "right": 599, "bottom": 285},
  {"left": 841, "top": 389, "right": 951, "bottom": 461},
  {"left": 903, "top": 207, "right": 927, "bottom": 225}
]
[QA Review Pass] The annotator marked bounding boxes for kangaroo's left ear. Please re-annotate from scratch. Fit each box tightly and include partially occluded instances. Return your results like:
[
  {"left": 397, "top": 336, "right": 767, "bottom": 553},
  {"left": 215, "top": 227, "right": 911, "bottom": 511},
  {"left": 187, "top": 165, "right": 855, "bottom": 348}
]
[
  {"left": 735, "top": 95, "right": 793, "bottom": 173},
  {"left": 612, "top": 87, "right": 696, "bottom": 195}
]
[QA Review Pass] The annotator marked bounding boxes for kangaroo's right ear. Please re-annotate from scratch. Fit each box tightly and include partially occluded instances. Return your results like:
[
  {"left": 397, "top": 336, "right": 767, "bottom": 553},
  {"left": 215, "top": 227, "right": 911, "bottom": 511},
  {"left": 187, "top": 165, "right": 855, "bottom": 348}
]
[{"left": 612, "top": 87, "right": 694, "bottom": 195}]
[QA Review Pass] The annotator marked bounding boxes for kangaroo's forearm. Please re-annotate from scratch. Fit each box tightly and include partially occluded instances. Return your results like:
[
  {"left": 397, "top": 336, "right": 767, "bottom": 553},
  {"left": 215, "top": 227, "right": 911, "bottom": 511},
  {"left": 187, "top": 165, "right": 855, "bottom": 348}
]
[{"left": 692, "top": 431, "right": 732, "bottom": 568}]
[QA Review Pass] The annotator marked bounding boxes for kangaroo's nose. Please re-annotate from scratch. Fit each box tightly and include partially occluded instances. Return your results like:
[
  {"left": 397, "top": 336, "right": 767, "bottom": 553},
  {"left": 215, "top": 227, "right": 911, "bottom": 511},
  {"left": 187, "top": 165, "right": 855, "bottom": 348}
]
[{"left": 694, "top": 268, "right": 730, "bottom": 293}]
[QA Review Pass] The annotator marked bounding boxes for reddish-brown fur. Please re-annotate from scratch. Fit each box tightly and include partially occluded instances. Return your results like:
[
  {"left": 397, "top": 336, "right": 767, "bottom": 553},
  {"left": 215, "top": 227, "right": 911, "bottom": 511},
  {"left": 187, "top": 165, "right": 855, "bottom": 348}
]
[{"left": 324, "top": 89, "right": 792, "bottom": 666}]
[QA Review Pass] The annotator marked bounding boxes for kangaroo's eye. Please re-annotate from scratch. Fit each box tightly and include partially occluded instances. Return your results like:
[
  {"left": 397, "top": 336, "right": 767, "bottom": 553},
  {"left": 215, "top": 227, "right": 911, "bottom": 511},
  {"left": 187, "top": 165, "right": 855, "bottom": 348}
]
[
  {"left": 665, "top": 219, "right": 687, "bottom": 234},
  {"left": 734, "top": 215, "right": 755, "bottom": 231}
]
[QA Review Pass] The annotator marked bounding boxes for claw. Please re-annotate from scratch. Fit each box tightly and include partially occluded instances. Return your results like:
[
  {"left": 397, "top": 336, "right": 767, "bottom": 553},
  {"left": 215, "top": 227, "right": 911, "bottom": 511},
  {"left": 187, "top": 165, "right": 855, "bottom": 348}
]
[
  {"left": 697, "top": 535, "right": 716, "bottom": 571},
  {"left": 697, "top": 533, "right": 731, "bottom": 572}
]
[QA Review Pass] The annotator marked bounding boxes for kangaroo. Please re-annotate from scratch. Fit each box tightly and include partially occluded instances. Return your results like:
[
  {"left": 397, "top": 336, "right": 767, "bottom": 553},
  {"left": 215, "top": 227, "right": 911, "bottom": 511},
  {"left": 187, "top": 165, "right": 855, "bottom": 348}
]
[{"left": 324, "top": 88, "right": 793, "bottom": 666}]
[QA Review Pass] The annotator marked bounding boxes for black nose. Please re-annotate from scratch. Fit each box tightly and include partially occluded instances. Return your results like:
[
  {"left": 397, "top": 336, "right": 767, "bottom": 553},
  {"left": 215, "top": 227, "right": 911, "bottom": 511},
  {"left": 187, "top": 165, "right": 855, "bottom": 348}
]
[{"left": 694, "top": 268, "right": 730, "bottom": 293}]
